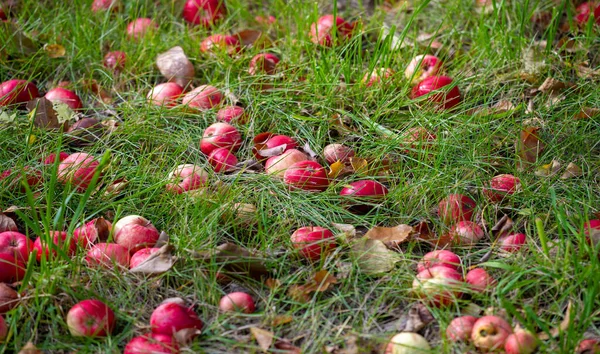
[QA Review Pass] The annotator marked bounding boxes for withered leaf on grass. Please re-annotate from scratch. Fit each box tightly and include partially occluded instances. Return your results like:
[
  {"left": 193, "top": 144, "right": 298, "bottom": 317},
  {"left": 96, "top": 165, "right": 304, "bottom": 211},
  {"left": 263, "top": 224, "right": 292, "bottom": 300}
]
[
  {"left": 287, "top": 270, "right": 338, "bottom": 303},
  {"left": 383, "top": 303, "right": 434, "bottom": 333},
  {"left": 0, "top": 214, "right": 18, "bottom": 233},
  {"left": 156, "top": 46, "right": 195, "bottom": 88},
  {"left": 490, "top": 215, "right": 514, "bottom": 239},
  {"left": 271, "top": 314, "right": 293, "bottom": 327},
  {"left": 537, "top": 77, "right": 575, "bottom": 94},
  {"left": 173, "top": 328, "right": 202, "bottom": 346},
  {"left": 27, "top": 97, "right": 69, "bottom": 130},
  {"left": 130, "top": 244, "right": 176, "bottom": 275},
  {"left": 235, "top": 29, "right": 272, "bottom": 49},
  {"left": 328, "top": 160, "right": 345, "bottom": 179},
  {"left": 274, "top": 340, "right": 302, "bottom": 353},
  {"left": 44, "top": 43, "right": 66, "bottom": 58},
  {"left": 535, "top": 160, "right": 561, "bottom": 177},
  {"left": 560, "top": 162, "right": 583, "bottom": 179},
  {"left": 350, "top": 238, "right": 401, "bottom": 276},
  {"left": 2, "top": 22, "right": 38, "bottom": 55},
  {"left": 18, "top": 342, "right": 42, "bottom": 354},
  {"left": 193, "top": 243, "right": 269, "bottom": 280},
  {"left": 574, "top": 107, "right": 600, "bottom": 120},
  {"left": 364, "top": 224, "right": 414, "bottom": 248},
  {"left": 538, "top": 301, "right": 573, "bottom": 340},
  {"left": 250, "top": 327, "right": 274, "bottom": 352},
  {"left": 516, "top": 127, "right": 545, "bottom": 170}
]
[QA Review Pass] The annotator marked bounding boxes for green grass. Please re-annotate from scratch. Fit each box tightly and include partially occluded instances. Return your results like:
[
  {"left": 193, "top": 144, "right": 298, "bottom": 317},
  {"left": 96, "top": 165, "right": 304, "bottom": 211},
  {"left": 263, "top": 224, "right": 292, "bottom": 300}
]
[{"left": 1, "top": 0, "right": 600, "bottom": 352}]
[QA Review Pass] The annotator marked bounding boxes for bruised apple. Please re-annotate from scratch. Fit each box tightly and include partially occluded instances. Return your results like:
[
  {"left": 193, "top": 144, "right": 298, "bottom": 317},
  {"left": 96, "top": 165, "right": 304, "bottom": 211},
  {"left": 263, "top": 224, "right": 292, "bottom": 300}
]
[
  {"left": 126, "top": 18, "right": 157, "bottom": 40},
  {"left": 438, "top": 194, "right": 476, "bottom": 225},
  {"left": 57, "top": 153, "right": 101, "bottom": 192},
  {"left": 340, "top": 180, "right": 388, "bottom": 213},
  {"left": 264, "top": 149, "right": 308, "bottom": 177},
  {"left": 147, "top": 83, "right": 183, "bottom": 107},
  {"left": 0, "top": 80, "right": 39, "bottom": 107},
  {"left": 200, "top": 34, "right": 240, "bottom": 54},
  {"left": 103, "top": 51, "right": 126, "bottom": 71},
  {"left": 73, "top": 218, "right": 112, "bottom": 248},
  {"left": 483, "top": 174, "right": 520, "bottom": 202},
  {"left": 216, "top": 106, "right": 247, "bottom": 123},
  {"left": 130, "top": 248, "right": 160, "bottom": 269},
  {"left": 309, "top": 14, "right": 355, "bottom": 46},
  {"left": 124, "top": 333, "right": 179, "bottom": 354},
  {"left": 323, "top": 143, "right": 355, "bottom": 165},
  {"left": 445, "top": 221, "right": 484, "bottom": 247},
  {"left": 499, "top": 233, "right": 527, "bottom": 252},
  {"left": 183, "top": 85, "right": 223, "bottom": 111},
  {"left": 446, "top": 316, "right": 477, "bottom": 342},
  {"left": 249, "top": 53, "right": 280, "bottom": 75},
  {"left": 0, "top": 254, "right": 25, "bottom": 283},
  {"left": 404, "top": 54, "right": 442, "bottom": 84},
  {"left": 465, "top": 268, "right": 496, "bottom": 292},
  {"left": 208, "top": 147, "right": 238, "bottom": 172},
  {"left": 290, "top": 226, "right": 336, "bottom": 261},
  {"left": 182, "top": 0, "right": 227, "bottom": 28},
  {"left": 504, "top": 329, "right": 538, "bottom": 354},
  {"left": 66, "top": 299, "right": 115, "bottom": 337},
  {"left": 33, "top": 231, "right": 76, "bottom": 261}
]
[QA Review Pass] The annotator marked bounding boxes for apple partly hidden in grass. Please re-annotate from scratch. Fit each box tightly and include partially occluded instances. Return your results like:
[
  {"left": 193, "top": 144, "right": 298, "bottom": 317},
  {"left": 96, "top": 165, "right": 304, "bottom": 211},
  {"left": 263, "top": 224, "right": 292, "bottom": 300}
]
[
  {"left": 575, "top": 2, "right": 600, "bottom": 25},
  {"left": 309, "top": 14, "right": 355, "bottom": 47},
  {"left": 504, "top": 329, "right": 538, "bottom": 354},
  {"left": 0, "top": 254, "right": 25, "bottom": 283},
  {"left": 249, "top": 53, "right": 280, "bottom": 75},
  {"left": 499, "top": 233, "right": 527, "bottom": 252},
  {"left": 446, "top": 315, "right": 477, "bottom": 342},
  {"left": 584, "top": 219, "right": 600, "bottom": 247},
  {"left": 150, "top": 299, "right": 204, "bottom": 336},
  {"left": 471, "top": 316, "right": 513, "bottom": 351},
  {"left": 182, "top": 0, "right": 227, "bottom": 28},
  {"left": 91, "top": 0, "right": 120, "bottom": 12},
  {"left": 465, "top": 268, "right": 496, "bottom": 293},
  {"left": 576, "top": 338, "right": 600, "bottom": 354},
  {"left": 114, "top": 215, "right": 160, "bottom": 253},
  {"left": 340, "top": 180, "right": 389, "bottom": 213},
  {"left": 257, "top": 134, "right": 298, "bottom": 158},
  {"left": 362, "top": 67, "right": 394, "bottom": 87},
  {"left": 265, "top": 149, "right": 309, "bottom": 177},
  {"left": 124, "top": 333, "right": 179, "bottom": 354},
  {"left": 45, "top": 88, "right": 83, "bottom": 110},
  {"left": 66, "top": 299, "right": 115, "bottom": 337},
  {"left": 410, "top": 75, "right": 461, "bottom": 110},
  {"left": 130, "top": 247, "right": 161, "bottom": 269},
  {"left": 126, "top": 18, "right": 157, "bottom": 40},
  {"left": 183, "top": 85, "right": 224, "bottom": 111},
  {"left": 216, "top": 105, "right": 247, "bottom": 123},
  {"left": 323, "top": 143, "right": 355, "bottom": 165},
  {"left": 447, "top": 221, "right": 484, "bottom": 247},
  {"left": 103, "top": 51, "right": 126, "bottom": 71},
  {"left": 412, "top": 266, "right": 463, "bottom": 307},
  {"left": 208, "top": 147, "right": 238, "bottom": 172},
  {"left": 283, "top": 160, "right": 329, "bottom": 191},
  {"left": 73, "top": 218, "right": 112, "bottom": 248},
  {"left": 290, "top": 226, "right": 336, "bottom": 261},
  {"left": 0, "top": 231, "right": 33, "bottom": 263},
  {"left": 43, "top": 152, "right": 70, "bottom": 165},
  {"left": 165, "top": 164, "right": 208, "bottom": 194},
  {"left": 0, "top": 79, "right": 39, "bottom": 107},
  {"left": 219, "top": 292, "right": 255, "bottom": 313},
  {"left": 86, "top": 243, "right": 130, "bottom": 269},
  {"left": 147, "top": 83, "right": 184, "bottom": 107},
  {"left": 404, "top": 54, "right": 442, "bottom": 85},
  {"left": 385, "top": 332, "right": 431, "bottom": 354},
  {"left": 416, "top": 250, "right": 461, "bottom": 273},
  {"left": 0, "top": 314, "right": 6, "bottom": 342},
  {"left": 200, "top": 122, "right": 242, "bottom": 155},
  {"left": 57, "top": 153, "right": 101, "bottom": 192},
  {"left": 438, "top": 194, "right": 476, "bottom": 225},
  {"left": 33, "top": 231, "right": 76, "bottom": 262},
  {"left": 0, "top": 167, "right": 43, "bottom": 190},
  {"left": 483, "top": 174, "right": 520, "bottom": 202},
  {"left": 200, "top": 34, "right": 240, "bottom": 54}
]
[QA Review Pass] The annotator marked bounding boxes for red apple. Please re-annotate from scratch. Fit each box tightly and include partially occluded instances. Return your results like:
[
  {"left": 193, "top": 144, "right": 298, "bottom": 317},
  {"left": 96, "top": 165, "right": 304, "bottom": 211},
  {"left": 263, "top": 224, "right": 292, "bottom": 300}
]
[
  {"left": 44, "top": 87, "right": 83, "bottom": 110},
  {"left": 0, "top": 254, "right": 25, "bottom": 283},
  {"left": 73, "top": 218, "right": 112, "bottom": 248},
  {"left": 0, "top": 314, "right": 6, "bottom": 342},
  {"left": 446, "top": 315, "right": 477, "bottom": 342},
  {"left": 0, "top": 6, "right": 6, "bottom": 21},
  {"left": 183, "top": 85, "right": 223, "bottom": 111},
  {"left": 290, "top": 226, "right": 336, "bottom": 261},
  {"left": 412, "top": 266, "right": 463, "bottom": 306},
  {"left": 405, "top": 54, "right": 442, "bottom": 84},
  {"left": 576, "top": 339, "right": 600, "bottom": 354},
  {"left": 219, "top": 292, "right": 255, "bottom": 313},
  {"left": 465, "top": 268, "right": 496, "bottom": 292},
  {"left": 258, "top": 134, "right": 298, "bottom": 157},
  {"left": 165, "top": 164, "right": 208, "bottom": 194},
  {"left": 33, "top": 231, "right": 76, "bottom": 261},
  {"left": 340, "top": 180, "right": 389, "bottom": 213},
  {"left": 385, "top": 332, "right": 431, "bottom": 353},
  {"left": 199, "top": 34, "right": 240, "bottom": 54},
  {"left": 208, "top": 147, "right": 238, "bottom": 172},
  {"left": 483, "top": 174, "right": 520, "bottom": 202},
  {"left": 447, "top": 221, "right": 485, "bottom": 247},
  {"left": 200, "top": 122, "right": 242, "bottom": 155},
  {"left": 147, "top": 83, "right": 183, "bottom": 107},
  {"left": 126, "top": 18, "right": 157, "bottom": 40},
  {"left": 362, "top": 67, "right": 394, "bottom": 87},
  {"left": 248, "top": 53, "right": 280, "bottom": 75},
  {"left": 216, "top": 105, "right": 247, "bottom": 123},
  {"left": 0, "top": 167, "right": 43, "bottom": 190},
  {"left": 416, "top": 250, "right": 461, "bottom": 273},
  {"left": 103, "top": 51, "right": 126, "bottom": 71},
  {"left": 575, "top": 2, "right": 600, "bottom": 25},
  {"left": 585, "top": 219, "right": 600, "bottom": 247},
  {"left": 66, "top": 299, "right": 115, "bottom": 337},
  {"left": 596, "top": 4, "right": 600, "bottom": 23},
  {"left": 182, "top": 0, "right": 226, "bottom": 28},
  {"left": 499, "top": 233, "right": 527, "bottom": 252},
  {"left": 150, "top": 299, "right": 203, "bottom": 336},
  {"left": 114, "top": 215, "right": 160, "bottom": 253},
  {"left": 283, "top": 160, "right": 329, "bottom": 191},
  {"left": 505, "top": 329, "right": 538, "bottom": 354},
  {"left": 124, "top": 333, "right": 179, "bottom": 354},
  {"left": 411, "top": 75, "right": 460, "bottom": 110},
  {"left": 91, "top": 0, "right": 119, "bottom": 12},
  {"left": 309, "top": 14, "right": 355, "bottom": 47},
  {"left": 86, "top": 243, "right": 130, "bottom": 269},
  {"left": 57, "top": 153, "right": 101, "bottom": 192},
  {"left": 438, "top": 194, "right": 476, "bottom": 225},
  {"left": 323, "top": 143, "right": 355, "bottom": 165},
  {"left": 0, "top": 80, "right": 39, "bottom": 107},
  {"left": 43, "top": 152, "right": 70, "bottom": 165},
  {"left": 264, "top": 149, "right": 309, "bottom": 177},
  {"left": 0, "top": 231, "right": 33, "bottom": 263},
  {"left": 471, "top": 316, "right": 513, "bottom": 351},
  {"left": 130, "top": 248, "right": 160, "bottom": 269}
]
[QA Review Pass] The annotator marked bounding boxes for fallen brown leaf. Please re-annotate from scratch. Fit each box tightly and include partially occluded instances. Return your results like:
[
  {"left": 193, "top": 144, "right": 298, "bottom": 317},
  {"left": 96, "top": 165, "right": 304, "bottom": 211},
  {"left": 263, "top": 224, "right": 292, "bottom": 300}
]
[
  {"left": 538, "top": 301, "right": 573, "bottom": 340},
  {"left": 27, "top": 97, "right": 68, "bottom": 131},
  {"left": 266, "top": 278, "right": 281, "bottom": 290},
  {"left": 364, "top": 224, "right": 414, "bottom": 248},
  {"left": 516, "top": 126, "right": 545, "bottom": 170},
  {"left": 44, "top": 43, "right": 65, "bottom": 58},
  {"left": 490, "top": 214, "right": 514, "bottom": 239},
  {"left": 271, "top": 314, "right": 293, "bottom": 327},
  {"left": 274, "top": 340, "right": 302, "bottom": 353},
  {"left": 349, "top": 157, "right": 368, "bottom": 175},
  {"left": 350, "top": 238, "right": 402, "bottom": 276},
  {"left": 328, "top": 160, "right": 346, "bottom": 179},
  {"left": 130, "top": 244, "right": 176, "bottom": 275},
  {"left": 250, "top": 327, "right": 274, "bottom": 352},
  {"left": 18, "top": 342, "right": 42, "bottom": 354},
  {"left": 309, "top": 270, "right": 338, "bottom": 292},
  {"left": 193, "top": 243, "right": 270, "bottom": 280},
  {"left": 561, "top": 162, "right": 583, "bottom": 179},
  {"left": 235, "top": 29, "right": 272, "bottom": 49},
  {"left": 2, "top": 22, "right": 38, "bottom": 55},
  {"left": 574, "top": 107, "right": 600, "bottom": 120},
  {"left": 384, "top": 303, "right": 434, "bottom": 333},
  {"left": 173, "top": 328, "right": 202, "bottom": 346},
  {"left": 537, "top": 77, "right": 574, "bottom": 94},
  {"left": 0, "top": 214, "right": 18, "bottom": 233}
]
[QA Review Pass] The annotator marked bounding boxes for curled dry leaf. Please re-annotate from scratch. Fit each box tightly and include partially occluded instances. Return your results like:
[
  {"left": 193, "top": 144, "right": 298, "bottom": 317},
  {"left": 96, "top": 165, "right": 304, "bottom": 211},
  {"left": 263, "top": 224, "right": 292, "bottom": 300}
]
[
  {"left": 193, "top": 243, "right": 269, "bottom": 280},
  {"left": 574, "top": 107, "right": 600, "bottom": 120},
  {"left": 535, "top": 160, "right": 561, "bottom": 177},
  {"left": 174, "top": 328, "right": 202, "bottom": 346},
  {"left": 350, "top": 238, "right": 402, "bottom": 276},
  {"left": 257, "top": 144, "right": 287, "bottom": 158},
  {"left": 101, "top": 119, "right": 120, "bottom": 133},
  {"left": 538, "top": 301, "right": 573, "bottom": 340},
  {"left": 0, "top": 214, "right": 18, "bottom": 233},
  {"left": 156, "top": 46, "right": 195, "bottom": 88},
  {"left": 364, "top": 224, "right": 414, "bottom": 248},
  {"left": 516, "top": 126, "right": 545, "bottom": 170},
  {"left": 18, "top": 342, "right": 42, "bottom": 354},
  {"left": 537, "top": 77, "right": 574, "bottom": 94},
  {"left": 27, "top": 97, "right": 69, "bottom": 131},
  {"left": 235, "top": 29, "right": 272, "bottom": 49},
  {"left": 561, "top": 162, "right": 583, "bottom": 179},
  {"left": 287, "top": 270, "right": 338, "bottom": 303},
  {"left": 103, "top": 177, "right": 128, "bottom": 196},
  {"left": 302, "top": 142, "right": 318, "bottom": 159},
  {"left": 130, "top": 244, "right": 176, "bottom": 275},
  {"left": 491, "top": 214, "right": 514, "bottom": 239},
  {"left": 44, "top": 43, "right": 66, "bottom": 58},
  {"left": 384, "top": 303, "right": 434, "bottom": 333},
  {"left": 274, "top": 340, "right": 302, "bottom": 353},
  {"left": 155, "top": 231, "right": 170, "bottom": 248},
  {"left": 250, "top": 327, "right": 274, "bottom": 352}
]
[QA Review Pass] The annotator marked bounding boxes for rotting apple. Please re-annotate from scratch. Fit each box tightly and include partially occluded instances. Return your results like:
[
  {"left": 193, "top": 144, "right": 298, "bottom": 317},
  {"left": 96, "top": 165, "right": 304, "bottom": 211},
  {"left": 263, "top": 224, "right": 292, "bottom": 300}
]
[
  {"left": 219, "top": 292, "right": 255, "bottom": 313},
  {"left": 208, "top": 147, "right": 238, "bottom": 172},
  {"left": 576, "top": 338, "right": 600, "bottom": 354},
  {"left": 0, "top": 80, "right": 39, "bottom": 107},
  {"left": 309, "top": 14, "right": 355, "bottom": 46},
  {"left": 114, "top": 215, "right": 160, "bottom": 253},
  {"left": 290, "top": 226, "right": 336, "bottom": 261},
  {"left": 404, "top": 54, "right": 442, "bottom": 84},
  {"left": 43, "top": 152, "right": 70, "bottom": 165},
  {"left": 147, "top": 83, "right": 183, "bottom": 107},
  {"left": 45, "top": 87, "right": 83, "bottom": 110},
  {"left": 446, "top": 315, "right": 477, "bottom": 342},
  {"left": 32, "top": 231, "right": 76, "bottom": 261},
  {"left": 385, "top": 332, "right": 431, "bottom": 354},
  {"left": 150, "top": 299, "right": 204, "bottom": 336},
  {"left": 130, "top": 247, "right": 160, "bottom": 269},
  {"left": 265, "top": 149, "right": 309, "bottom": 177},
  {"left": 165, "top": 164, "right": 208, "bottom": 194},
  {"left": 0, "top": 254, "right": 25, "bottom": 283},
  {"left": 73, "top": 218, "right": 112, "bottom": 248},
  {"left": 410, "top": 76, "right": 461, "bottom": 110},
  {"left": 86, "top": 243, "right": 130, "bottom": 269},
  {"left": 412, "top": 266, "right": 463, "bottom": 306},
  {"left": 103, "top": 51, "right": 126, "bottom": 71},
  {"left": 124, "top": 333, "right": 179, "bottom": 354},
  {"left": 183, "top": 85, "right": 224, "bottom": 111},
  {"left": 0, "top": 231, "right": 33, "bottom": 263},
  {"left": 339, "top": 180, "right": 389, "bottom": 213},
  {"left": 465, "top": 268, "right": 496, "bottom": 293},
  {"left": 283, "top": 160, "right": 329, "bottom": 191},
  {"left": 182, "top": 0, "right": 227, "bottom": 27},
  {"left": 200, "top": 34, "right": 240, "bottom": 54},
  {"left": 483, "top": 174, "right": 520, "bottom": 202},
  {"left": 0, "top": 314, "right": 6, "bottom": 342},
  {"left": 249, "top": 53, "right": 280, "bottom": 75},
  {"left": 57, "top": 153, "right": 101, "bottom": 192},
  {"left": 447, "top": 221, "right": 485, "bottom": 247},
  {"left": 471, "top": 316, "right": 513, "bottom": 351},
  {"left": 199, "top": 122, "right": 242, "bottom": 155},
  {"left": 438, "top": 194, "right": 476, "bottom": 225},
  {"left": 416, "top": 250, "right": 461, "bottom": 273},
  {"left": 499, "top": 233, "right": 527, "bottom": 252},
  {"left": 504, "top": 329, "right": 538, "bottom": 354},
  {"left": 362, "top": 67, "right": 394, "bottom": 87},
  {"left": 66, "top": 299, "right": 115, "bottom": 337},
  {"left": 323, "top": 143, "right": 355, "bottom": 165},
  {"left": 126, "top": 18, "right": 157, "bottom": 40},
  {"left": 216, "top": 105, "right": 247, "bottom": 123}
]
